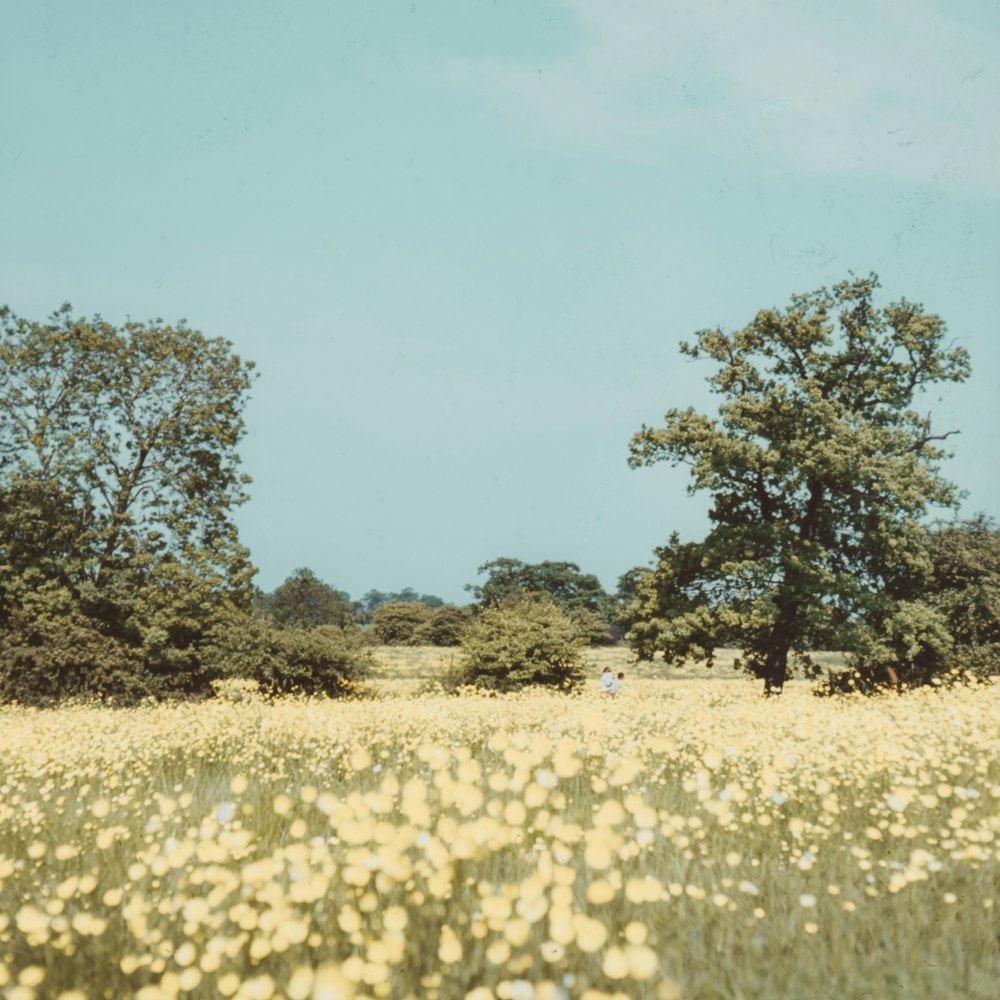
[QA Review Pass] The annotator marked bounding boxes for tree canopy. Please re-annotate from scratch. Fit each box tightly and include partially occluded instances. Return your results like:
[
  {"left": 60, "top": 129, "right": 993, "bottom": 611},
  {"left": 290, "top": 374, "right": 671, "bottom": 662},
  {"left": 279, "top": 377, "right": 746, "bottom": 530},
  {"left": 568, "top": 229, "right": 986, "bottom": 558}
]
[
  {"left": 468, "top": 558, "right": 609, "bottom": 612},
  {"left": 468, "top": 558, "right": 618, "bottom": 646},
  {"left": 0, "top": 304, "right": 256, "bottom": 596},
  {"left": 626, "top": 274, "right": 970, "bottom": 693},
  {"left": 0, "top": 304, "right": 258, "bottom": 700},
  {"left": 923, "top": 516, "right": 1000, "bottom": 669},
  {"left": 260, "top": 568, "right": 355, "bottom": 629},
  {"left": 357, "top": 588, "right": 443, "bottom": 622}
]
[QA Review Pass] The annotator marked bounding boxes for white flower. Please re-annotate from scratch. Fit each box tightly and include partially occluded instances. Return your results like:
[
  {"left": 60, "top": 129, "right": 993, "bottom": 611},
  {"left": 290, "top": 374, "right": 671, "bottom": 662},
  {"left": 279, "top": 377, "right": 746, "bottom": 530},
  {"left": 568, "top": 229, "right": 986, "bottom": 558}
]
[{"left": 215, "top": 801, "right": 236, "bottom": 823}]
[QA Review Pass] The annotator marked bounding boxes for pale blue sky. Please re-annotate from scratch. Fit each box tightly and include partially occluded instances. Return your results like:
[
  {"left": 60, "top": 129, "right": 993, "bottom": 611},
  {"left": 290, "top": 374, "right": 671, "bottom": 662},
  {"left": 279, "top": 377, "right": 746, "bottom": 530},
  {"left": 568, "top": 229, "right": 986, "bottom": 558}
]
[{"left": 4, "top": 0, "right": 998, "bottom": 603}]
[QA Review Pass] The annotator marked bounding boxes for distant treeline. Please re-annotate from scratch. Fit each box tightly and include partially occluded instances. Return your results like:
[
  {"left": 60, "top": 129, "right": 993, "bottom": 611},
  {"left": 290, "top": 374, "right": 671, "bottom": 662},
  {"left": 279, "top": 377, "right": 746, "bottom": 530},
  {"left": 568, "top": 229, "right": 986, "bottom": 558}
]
[
  {"left": 3, "top": 280, "right": 999, "bottom": 704},
  {"left": 255, "top": 558, "right": 628, "bottom": 649}
]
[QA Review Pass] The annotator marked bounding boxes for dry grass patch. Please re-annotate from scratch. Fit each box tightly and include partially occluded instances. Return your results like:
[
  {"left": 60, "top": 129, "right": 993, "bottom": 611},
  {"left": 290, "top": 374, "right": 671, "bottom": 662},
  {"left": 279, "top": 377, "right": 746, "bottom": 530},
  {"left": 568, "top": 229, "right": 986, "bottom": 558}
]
[{"left": 369, "top": 645, "right": 848, "bottom": 690}]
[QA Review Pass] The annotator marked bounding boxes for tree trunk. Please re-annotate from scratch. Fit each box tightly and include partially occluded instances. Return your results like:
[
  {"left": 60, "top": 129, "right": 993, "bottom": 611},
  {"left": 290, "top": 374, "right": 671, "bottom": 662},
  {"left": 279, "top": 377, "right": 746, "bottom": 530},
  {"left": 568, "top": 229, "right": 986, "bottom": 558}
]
[{"left": 762, "top": 619, "right": 794, "bottom": 696}]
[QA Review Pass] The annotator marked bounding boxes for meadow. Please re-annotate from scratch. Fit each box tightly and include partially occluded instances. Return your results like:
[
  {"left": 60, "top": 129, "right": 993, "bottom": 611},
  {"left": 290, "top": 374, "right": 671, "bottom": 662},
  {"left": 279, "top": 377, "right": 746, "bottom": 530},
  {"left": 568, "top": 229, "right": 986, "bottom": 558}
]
[{"left": 0, "top": 650, "right": 997, "bottom": 1000}]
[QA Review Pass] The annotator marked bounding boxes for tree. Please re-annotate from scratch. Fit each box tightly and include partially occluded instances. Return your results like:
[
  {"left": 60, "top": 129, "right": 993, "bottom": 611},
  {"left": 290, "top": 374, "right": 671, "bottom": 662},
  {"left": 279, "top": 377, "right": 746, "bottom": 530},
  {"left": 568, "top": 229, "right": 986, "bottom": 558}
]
[
  {"left": 846, "top": 515, "right": 1000, "bottom": 685},
  {"left": 923, "top": 516, "right": 1000, "bottom": 673},
  {"left": 457, "top": 595, "right": 584, "bottom": 691},
  {"left": 357, "top": 588, "right": 443, "bottom": 622},
  {"left": 368, "top": 601, "right": 436, "bottom": 645},
  {"left": 627, "top": 274, "right": 970, "bottom": 693},
  {"left": 468, "top": 557, "right": 617, "bottom": 643},
  {"left": 0, "top": 304, "right": 256, "bottom": 699},
  {"left": 414, "top": 604, "right": 473, "bottom": 646},
  {"left": 363, "top": 601, "right": 472, "bottom": 647},
  {"left": 261, "top": 568, "right": 355, "bottom": 628}
]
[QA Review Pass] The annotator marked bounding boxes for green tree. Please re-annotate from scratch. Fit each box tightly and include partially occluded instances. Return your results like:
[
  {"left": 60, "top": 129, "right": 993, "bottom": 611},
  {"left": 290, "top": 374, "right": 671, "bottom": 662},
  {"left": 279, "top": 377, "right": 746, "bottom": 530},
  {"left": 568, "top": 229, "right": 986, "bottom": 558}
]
[
  {"left": 413, "top": 603, "right": 473, "bottom": 646},
  {"left": 261, "top": 568, "right": 355, "bottom": 628},
  {"left": 368, "top": 601, "right": 436, "bottom": 645},
  {"left": 924, "top": 516, "right": 1000, "bottom": 672},
  {"left": 838, "top": 515, "right": 1000, "bottom": 688},
  {"left": 457, "top": 595, "right": 584, "bottom": 691},
  {"left": 0, "top": 304, "right": 256, "bottom": 700},
  {"left": 627, "top": 274, "right": 970, "bottom": 693},
  {"left": 357, "top": 588, "right": 443, "bottom": 623},
  {"left": 468, "top": 558, "right": 616, "bottom": 643}
]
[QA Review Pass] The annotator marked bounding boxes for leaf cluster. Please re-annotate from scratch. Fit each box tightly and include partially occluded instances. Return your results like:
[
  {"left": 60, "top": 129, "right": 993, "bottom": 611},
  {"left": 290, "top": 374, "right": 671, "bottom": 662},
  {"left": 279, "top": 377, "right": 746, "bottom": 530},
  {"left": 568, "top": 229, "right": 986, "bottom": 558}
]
[
  {"left": 468, "top": 557, "right": 618, "bottom": 645},
  {"left": 457, "top": 595, "right": 585, "bottom": 691},
  {"left": 199, "top": 613, "right": 372, "bottom": 698},
  {"left": 368, "top": 601, "right": 472, "bottom": 647}
]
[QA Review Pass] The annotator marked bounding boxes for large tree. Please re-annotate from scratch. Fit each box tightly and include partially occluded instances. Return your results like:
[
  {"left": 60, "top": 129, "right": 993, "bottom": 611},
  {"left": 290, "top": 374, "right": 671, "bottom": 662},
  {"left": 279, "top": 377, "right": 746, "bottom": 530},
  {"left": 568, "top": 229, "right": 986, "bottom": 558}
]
[
  {"left": 0, "top": 304, "right": 257, "bottom": 697},
  {"left": 468, "top": 557, "right": 618, "bottom": 645},
  {"left": 261, "top": 568, "right": 355, "bottom": 629},
  {"left": 627, "top": 274, "right": 970, "bottom": 693}
]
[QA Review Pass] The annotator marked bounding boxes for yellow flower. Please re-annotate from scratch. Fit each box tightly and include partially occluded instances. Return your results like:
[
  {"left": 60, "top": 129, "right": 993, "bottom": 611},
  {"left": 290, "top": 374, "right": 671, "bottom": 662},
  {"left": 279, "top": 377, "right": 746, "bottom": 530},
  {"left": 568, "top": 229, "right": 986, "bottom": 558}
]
[{"left": 438, "top": 925, "right": 463, "bottom": 964}]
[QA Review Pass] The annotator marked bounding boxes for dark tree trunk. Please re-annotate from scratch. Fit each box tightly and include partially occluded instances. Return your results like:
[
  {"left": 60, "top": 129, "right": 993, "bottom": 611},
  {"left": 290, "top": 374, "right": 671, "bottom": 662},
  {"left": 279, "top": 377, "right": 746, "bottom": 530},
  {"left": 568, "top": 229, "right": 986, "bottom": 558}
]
[{"left": 762, "top": 617, "right": 794, "bottom": 696}]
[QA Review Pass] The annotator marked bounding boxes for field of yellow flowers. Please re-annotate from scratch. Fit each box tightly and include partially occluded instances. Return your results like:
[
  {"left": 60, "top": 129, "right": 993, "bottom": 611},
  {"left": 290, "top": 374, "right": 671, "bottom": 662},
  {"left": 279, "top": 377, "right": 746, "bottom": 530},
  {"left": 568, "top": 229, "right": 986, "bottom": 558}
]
[{"left": 0, "top": 676, "right": 997, "bottom": 1000}]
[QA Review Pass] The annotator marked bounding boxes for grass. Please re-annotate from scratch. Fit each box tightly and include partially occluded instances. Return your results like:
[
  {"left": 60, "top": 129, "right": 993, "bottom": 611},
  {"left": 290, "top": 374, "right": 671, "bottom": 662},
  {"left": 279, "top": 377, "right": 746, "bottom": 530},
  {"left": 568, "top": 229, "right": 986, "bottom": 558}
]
[
  {"left": 367, "top": 645, "right": 849, "bottom": 693},
  {"left": 0, "top": 666, "right": 996, "bottom": 999}
]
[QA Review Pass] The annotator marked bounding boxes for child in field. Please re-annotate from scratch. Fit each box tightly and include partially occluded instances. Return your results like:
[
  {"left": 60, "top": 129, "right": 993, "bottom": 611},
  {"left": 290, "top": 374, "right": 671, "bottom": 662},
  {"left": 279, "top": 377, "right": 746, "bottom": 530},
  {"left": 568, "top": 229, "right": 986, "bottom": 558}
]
[
  {"left": 609, "top": 672, "right": 623, "bottom": 695},
  {"left": 599, "top": 665, "right": 615, "bottom": 693}
]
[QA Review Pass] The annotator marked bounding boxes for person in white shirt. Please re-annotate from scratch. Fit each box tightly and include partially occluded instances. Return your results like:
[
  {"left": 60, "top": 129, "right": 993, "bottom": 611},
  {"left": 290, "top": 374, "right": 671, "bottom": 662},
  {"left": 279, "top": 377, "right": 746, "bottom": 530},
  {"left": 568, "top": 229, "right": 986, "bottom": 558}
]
[{"left": 599, "top": 665, "right": 615, "bottom": 693}]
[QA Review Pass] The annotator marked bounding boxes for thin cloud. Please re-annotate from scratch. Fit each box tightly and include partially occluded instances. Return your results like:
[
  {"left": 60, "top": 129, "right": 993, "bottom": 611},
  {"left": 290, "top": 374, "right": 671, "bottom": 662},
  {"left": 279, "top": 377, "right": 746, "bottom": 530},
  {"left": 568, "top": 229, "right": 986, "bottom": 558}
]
[{"left": 446, "top": 0, "right": 999, "bottom": 192}]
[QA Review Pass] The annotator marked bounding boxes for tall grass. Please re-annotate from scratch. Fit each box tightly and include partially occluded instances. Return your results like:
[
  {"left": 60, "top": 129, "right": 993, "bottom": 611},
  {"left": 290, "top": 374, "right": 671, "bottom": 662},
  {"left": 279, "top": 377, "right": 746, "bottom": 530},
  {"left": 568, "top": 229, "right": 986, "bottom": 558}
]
[{"left": 0, "top": 676, "right": 996, "bottom": 999}]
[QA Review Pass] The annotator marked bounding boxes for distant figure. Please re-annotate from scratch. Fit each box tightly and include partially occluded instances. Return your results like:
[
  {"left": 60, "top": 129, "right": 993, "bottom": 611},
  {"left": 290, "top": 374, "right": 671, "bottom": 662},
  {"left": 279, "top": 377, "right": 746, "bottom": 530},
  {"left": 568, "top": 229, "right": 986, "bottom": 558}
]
[
  {"left": 609, "top": 671, "right": 624, "bottom": 696},
  {"left": 599, "top": 665, "right": 615, "bottom": 694}
]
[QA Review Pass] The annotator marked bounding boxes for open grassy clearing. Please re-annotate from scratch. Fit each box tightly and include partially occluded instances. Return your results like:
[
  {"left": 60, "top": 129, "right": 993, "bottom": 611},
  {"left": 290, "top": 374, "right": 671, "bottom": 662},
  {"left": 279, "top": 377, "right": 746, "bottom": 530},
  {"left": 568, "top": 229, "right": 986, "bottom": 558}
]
[
  {"left": 0, "top": 675, "right": 997, "bottom": 1000},
  {"left": 367, "top": 646, "right": 848, "bottom": 695}
]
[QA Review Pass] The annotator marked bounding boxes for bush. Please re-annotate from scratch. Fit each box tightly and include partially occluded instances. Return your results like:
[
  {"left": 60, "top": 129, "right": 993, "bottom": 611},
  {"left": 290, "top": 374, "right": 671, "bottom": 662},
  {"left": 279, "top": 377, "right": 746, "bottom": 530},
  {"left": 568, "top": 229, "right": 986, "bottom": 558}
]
[
  {"left": 200, "top": 612, "right": 372, "bottom": 697},
  {"left": 261, "top": 568, "right": 355, "bottom": 628},
  {"left": 414, "top": 604, "right": 473, "bottom": 646},
  {"left": 369, "top": 601, "right": 436, "bottom": 645},
  {"left": 569, "top": 607, "right": 621, "bottom": 647},
  {"left": 0, "top": 599, "right": 156, "bottom": 705},
  {"left": 456, "top": 596, "right": 585, "bottom": 692}
]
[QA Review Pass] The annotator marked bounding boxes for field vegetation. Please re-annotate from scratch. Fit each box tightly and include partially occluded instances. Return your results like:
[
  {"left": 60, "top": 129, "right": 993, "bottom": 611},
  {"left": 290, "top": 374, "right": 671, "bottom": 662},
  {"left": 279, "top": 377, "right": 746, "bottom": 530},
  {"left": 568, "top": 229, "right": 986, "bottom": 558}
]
[{"left": 0, "top": 663, "right": 996, "bottom": 999}]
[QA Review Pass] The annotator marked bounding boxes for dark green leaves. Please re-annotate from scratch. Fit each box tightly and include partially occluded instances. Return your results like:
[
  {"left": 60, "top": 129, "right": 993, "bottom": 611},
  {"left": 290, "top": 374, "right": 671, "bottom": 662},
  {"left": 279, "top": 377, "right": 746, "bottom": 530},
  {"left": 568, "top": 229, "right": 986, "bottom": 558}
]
[{"left": 627, "top": 275, "right": 970, "bottom": 691}]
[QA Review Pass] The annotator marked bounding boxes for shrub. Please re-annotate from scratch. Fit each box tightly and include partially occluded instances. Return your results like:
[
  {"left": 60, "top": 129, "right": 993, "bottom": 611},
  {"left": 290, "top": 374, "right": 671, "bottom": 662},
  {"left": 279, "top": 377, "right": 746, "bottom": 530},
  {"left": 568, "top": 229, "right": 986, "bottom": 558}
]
[
  {"left": 369, "top": 601, "right": 436, "bottom": 645},
  {"left": 457, "top": 596, "right": 585, "bottom": 692},
  {"left": 261, "top": 568, "right": 355, "bottom": 628},
  {"left": 414, "top": 604, "right": 473, "bottom": 646},
  {"left": 200, "top": 613, "right": 372, "bottom": 697},
  {"left": 569, "top": 607, "right": 621, "bottom": 647},
  {"left": 0, "top": 599, "right": 155, "bottom": 705}
]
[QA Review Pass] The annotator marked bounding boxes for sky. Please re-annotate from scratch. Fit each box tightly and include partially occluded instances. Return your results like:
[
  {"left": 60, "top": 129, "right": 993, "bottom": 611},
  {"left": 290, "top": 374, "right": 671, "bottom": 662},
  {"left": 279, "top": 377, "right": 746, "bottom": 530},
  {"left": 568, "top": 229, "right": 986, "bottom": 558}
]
[{"left": 3, "top": 0, "right": 998, "bottom": 604}]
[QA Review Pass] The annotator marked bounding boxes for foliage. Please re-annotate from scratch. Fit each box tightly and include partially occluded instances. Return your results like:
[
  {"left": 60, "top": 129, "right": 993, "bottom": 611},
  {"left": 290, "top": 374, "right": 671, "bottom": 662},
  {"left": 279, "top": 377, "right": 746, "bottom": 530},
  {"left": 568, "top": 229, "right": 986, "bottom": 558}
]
[
  {"left": 0, "top": 590, "right": 150, "bottom": 705},
  {"left": 260, "top": 568, "right": 355, "bottom": 628},
  {"left": 627, "top": 274, "right": 970, "bottom": 693},
  {"left": 364, "top": 601, "right": 474, "bottom": 648},
  {"left": 0, "top": 304, "right": 256, "bottom": 598},
  {"left": 567, "top": 606, "right": 619, "bottom": 647},
  {"left": 200, "top": 611, "right": 371, "bottom": 697},
  {"left": 0, "top": 304, "right": 257, "bottom": 700},
  {"left": 836, "top": 515, "right": 1000, "bottom": 688},
  {"left": 358, "top": 588, "right": 443, "bottom": 622},
  {"left": 414, "top": 603, "right": 473, "bottom": 646},
  {"left": 923, "top": 515, "right": 1000, "bottom": 673},
  {"left": 368, "top": 601, "right": 436, "bottom": 645},
  {"left": 457, "top": 595, "right": 585, "bottom": 691},
  {"left": 468, "top": 557, "right": 617, "bottom": 644}
]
